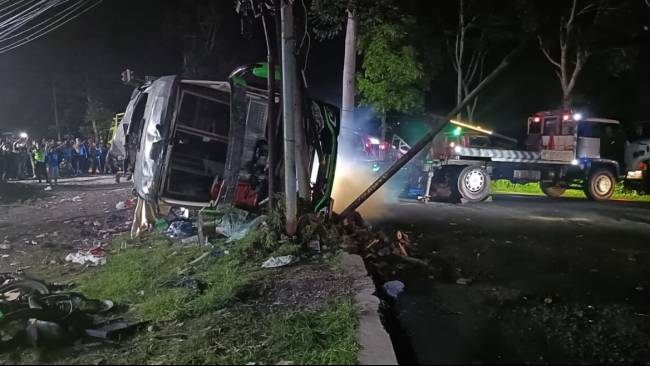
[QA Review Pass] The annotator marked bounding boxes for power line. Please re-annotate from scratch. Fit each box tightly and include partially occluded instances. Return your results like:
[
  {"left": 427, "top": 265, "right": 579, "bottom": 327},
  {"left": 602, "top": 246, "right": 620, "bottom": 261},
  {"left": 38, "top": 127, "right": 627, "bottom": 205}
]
[
  {"left": 0, "top": 0, "right": 102, "bottom": 55},
  {"left": 0, "top": 0, "right": 84, "bottom": 42},
  {"left": 0, "top": 0, "right": 64, "bottom": 37}
]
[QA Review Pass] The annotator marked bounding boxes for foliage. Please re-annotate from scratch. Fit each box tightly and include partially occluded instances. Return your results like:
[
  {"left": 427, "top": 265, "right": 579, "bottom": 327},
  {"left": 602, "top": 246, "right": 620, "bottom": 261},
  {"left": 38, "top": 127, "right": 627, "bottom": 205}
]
[
  {"left": 82, "top": 97, "right": 114, "bottom": 138},
  {"left": 356, "top": 20, "right": 433, "bottom": 115},
  {"left": 309, "top": 0, "right": 399, "bottom": 40}
]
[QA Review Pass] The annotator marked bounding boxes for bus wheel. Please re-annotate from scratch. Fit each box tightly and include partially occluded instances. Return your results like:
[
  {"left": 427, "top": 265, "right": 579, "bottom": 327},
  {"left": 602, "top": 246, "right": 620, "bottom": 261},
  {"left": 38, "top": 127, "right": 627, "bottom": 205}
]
[
  {"left": 456, "top": 166, "right": 491, "bottom": 202},
  {"left": 584, "top": 169, "right": 616, "bottom": 201},
  {"left": 540, "top": 181, "right": 566, "bottom": 198}
]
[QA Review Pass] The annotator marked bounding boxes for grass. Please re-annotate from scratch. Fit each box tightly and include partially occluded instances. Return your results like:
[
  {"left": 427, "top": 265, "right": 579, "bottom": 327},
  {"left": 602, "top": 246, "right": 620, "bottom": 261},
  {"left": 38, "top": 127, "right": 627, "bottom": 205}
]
[
  {"left": 62, "top": 211, "right": 360, "bottom": 365},
  {"left": 492, "top": 180, "right": 650, "bottom": 202},
  {"left": 76, "top": 234, "right": 257, "bottom": 322},
  {"left": 60, "top": 300, "right": 359, "bottom": 365}
]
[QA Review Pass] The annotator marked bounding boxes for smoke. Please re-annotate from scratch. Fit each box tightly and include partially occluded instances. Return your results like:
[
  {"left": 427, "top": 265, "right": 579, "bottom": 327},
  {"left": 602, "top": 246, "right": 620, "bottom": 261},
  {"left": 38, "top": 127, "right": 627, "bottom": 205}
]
[
  {"left": 331, "top": 107, "right": 405, "bottom": 220},
  {"left": 331, "top": 160, "right": 403, "bottom": 220}
]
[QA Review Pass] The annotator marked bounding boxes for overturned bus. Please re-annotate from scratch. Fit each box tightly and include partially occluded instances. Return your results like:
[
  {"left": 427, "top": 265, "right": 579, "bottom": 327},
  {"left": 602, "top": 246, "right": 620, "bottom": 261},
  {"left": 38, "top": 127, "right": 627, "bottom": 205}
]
[{"left": 113, "top": 64, "right": 339, "bottom": 213}]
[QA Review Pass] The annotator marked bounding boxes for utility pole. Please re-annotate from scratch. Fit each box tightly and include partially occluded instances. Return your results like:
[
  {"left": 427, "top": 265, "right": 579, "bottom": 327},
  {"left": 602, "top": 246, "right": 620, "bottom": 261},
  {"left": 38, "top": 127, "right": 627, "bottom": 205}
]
[
  {"left": 340, "top": 9, "right": 358, "bottom": 153},
  {"left": 281, "top": 0, "right": 297, "bottom": 235},
  {"left": 51, "top": 79, "right": 61, "bottom": 141},
  {"left": 294, "top": 70, "right": 309, "bottom": 200},
  {"left": 261, "top": 1, "right": 277, "bottom": 212}
]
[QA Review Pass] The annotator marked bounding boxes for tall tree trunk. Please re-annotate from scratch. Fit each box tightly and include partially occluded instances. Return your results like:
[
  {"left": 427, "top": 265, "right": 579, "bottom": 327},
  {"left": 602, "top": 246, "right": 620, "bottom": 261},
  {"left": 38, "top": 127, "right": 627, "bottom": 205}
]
[
  {"left": 261, "top": 4, "right": 277, "bottom": 211},
  {"left": 562, "top": 92, "right": 572, "bottom": 111},
  {"left": 51, "top": 79, "right": 61, "bottom": 141},
  {"left": 91, "top": 119, "right": 98, "bottom": 142},
  {"left": 340, "top": 10, "right": 358, "bottom": 152}
]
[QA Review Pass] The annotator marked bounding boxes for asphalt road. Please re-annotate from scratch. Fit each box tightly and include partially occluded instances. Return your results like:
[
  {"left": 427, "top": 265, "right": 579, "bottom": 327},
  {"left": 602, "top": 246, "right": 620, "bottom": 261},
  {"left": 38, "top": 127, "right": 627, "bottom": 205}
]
[{"left": 370, "top": 194, "right": 650, "bottom": 364}]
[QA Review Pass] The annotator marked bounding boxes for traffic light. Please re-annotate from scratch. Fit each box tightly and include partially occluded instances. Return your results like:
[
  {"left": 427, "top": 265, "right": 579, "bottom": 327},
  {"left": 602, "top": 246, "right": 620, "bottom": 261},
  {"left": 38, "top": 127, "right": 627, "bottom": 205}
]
[{"left": 453, "top": 126, "right": 463, "bottom": 137}]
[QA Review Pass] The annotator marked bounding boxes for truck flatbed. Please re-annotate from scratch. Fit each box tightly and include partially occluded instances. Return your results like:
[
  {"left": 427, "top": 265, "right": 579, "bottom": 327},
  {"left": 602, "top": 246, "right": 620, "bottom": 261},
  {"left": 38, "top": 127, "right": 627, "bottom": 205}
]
[{"left": 454, "top": 146, "right": 572, "bottom": 165}]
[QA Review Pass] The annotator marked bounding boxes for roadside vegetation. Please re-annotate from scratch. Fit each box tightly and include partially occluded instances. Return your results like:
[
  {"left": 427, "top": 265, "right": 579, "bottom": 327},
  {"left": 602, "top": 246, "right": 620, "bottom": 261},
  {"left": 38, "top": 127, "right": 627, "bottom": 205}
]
[
  {"left": 492, "top": 180, "right": 650, "bottom": 202},
  {"left": 12, "top": 208, "right": 359, "bottom": 365}
]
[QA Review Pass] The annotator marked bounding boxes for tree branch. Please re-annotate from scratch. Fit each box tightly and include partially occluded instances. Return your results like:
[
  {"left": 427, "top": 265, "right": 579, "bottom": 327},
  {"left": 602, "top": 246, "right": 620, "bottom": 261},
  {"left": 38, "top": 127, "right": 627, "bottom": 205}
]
[
  {"left": 567, "top": 0, "right": 578, "bottom": 31},
  {"left": 538, "top": 36, "right": 561, "bottom": 69},
  {"left": 566, "top": 46, "right": 589, "bottom": 96}
]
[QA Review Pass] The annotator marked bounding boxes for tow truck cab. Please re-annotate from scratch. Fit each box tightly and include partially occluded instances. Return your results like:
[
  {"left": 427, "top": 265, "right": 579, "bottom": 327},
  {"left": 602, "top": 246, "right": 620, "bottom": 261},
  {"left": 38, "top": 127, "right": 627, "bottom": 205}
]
[{"left": 521, "top": 111, "right": 624, "bottom": 200}]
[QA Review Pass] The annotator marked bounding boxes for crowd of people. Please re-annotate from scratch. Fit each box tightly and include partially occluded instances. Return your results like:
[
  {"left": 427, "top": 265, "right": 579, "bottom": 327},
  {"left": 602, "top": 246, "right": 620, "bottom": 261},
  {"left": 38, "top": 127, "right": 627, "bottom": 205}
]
[{"left": 0, "top": 135, "right": 120, "bottom": 187}]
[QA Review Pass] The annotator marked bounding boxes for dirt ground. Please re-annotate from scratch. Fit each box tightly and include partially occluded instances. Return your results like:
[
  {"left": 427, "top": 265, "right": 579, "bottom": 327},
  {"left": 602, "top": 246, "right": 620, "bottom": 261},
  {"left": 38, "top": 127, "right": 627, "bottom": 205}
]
[
  {"left": 0, "top": 176, "right": 360, "bottom": 365},
  {"left": 0, "top": 176, "right": 134, "bottom": 277},
  {"left": 368, "top": 194, "right": 650, "bottom": 365}
]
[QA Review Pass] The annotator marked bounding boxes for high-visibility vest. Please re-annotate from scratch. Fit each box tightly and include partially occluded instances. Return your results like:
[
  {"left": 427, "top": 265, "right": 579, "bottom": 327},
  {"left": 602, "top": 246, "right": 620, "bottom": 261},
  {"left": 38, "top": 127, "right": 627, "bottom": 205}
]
[{"left": 34, "top": 149, "right": 46, "bottom": 163}]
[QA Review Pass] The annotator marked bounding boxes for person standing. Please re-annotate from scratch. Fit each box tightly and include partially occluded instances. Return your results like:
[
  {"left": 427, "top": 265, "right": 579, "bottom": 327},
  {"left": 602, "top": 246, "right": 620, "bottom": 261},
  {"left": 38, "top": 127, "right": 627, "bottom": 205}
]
[
  {"left": 99, "top": 142, "right": 108, "bottom": 174},
  {"left": 89, "top": 141, "right": 98, "bottom": 175},
  {"left": 0, "top": 140, "right": 8, "bottom": 182},
  {"left": 46, "top": 145, "right": 60, "bottom": 186},
  {"left": 78, "top": 140, "right": 88, "bottom": 176},
  {"left": 33, "top": 143, "right": 48, "bottom": 184}
]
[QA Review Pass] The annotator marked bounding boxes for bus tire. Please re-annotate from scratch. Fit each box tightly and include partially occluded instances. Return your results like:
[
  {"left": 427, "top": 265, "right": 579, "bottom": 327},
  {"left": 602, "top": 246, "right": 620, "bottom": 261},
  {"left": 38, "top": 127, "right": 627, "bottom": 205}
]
[
  {"left": 540, "top": 181, "right": 566, "bottom": 198},
  {"left": 456, "top": 166, "right": 491, "bottom": 202},
  {"left": 584, "top": 169, "right": 616, "bottom": 201}
]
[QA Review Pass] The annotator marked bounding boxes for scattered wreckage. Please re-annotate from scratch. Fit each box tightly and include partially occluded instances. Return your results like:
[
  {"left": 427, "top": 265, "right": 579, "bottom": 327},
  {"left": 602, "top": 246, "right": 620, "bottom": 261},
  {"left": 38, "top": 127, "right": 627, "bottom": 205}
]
[{"left": 0, "top": 274, "right": 142, "bottom": 351}]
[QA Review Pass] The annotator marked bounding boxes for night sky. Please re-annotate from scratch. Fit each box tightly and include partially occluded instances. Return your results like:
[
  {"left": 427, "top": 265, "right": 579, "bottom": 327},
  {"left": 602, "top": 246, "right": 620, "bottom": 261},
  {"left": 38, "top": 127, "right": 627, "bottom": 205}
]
[{"left": 0, "top": 0, "right": 649, "bottom": 142}]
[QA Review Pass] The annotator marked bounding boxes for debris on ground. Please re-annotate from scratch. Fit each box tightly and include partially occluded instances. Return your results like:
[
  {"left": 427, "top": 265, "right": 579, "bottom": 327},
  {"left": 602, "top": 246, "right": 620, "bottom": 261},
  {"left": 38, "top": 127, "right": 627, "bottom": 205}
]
[
  {"left": 262, "top": 256, "right": 296, "bottom": 269},
  {"left": 115, "top": 198, "right": 136, "bottom": 210},
  {"left": 154, "top": 218, "right": 169, "bottom": 232},
  {"left": 0, "top": 275, "right": 140, "bottom": 350},
  {"left": 456, "top": 277, "right": 473, "bottom": 286},
  {"left": 307, "top": 240, "right": 321, "bottom": 252},
  {"left": 65, "top": 246, "right": 106, "bottom": 267},
  {"left": 166, "top": 220, "right": 196, "bottom": 239},
  {"left": 211, "top": 207, "right": 267, "bottom": 242},
  {"left": 383, "top": 280, "right": 405, "bottom": 298}
]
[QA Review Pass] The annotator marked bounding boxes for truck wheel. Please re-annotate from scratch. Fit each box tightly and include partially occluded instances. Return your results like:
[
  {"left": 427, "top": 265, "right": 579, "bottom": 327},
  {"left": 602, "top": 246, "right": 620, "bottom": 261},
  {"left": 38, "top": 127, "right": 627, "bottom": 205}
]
[
  {"left": 584, "top": 169, "right": 616, "bottom": 201},
  {"left": 540, "top": 182, "right": 566, "bottom": 198},
  {"left": 456, "top": 166, "right": 491, "bottom": 202}
]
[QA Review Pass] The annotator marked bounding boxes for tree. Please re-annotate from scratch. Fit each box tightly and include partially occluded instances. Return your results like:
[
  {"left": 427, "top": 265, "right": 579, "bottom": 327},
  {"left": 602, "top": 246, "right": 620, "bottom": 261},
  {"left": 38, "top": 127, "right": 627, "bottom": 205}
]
[
  {"left": 83, "top": 97, "right": 114, "bottom": 142},
  {"left": 310, "top": 0, "right": 398, "bottom": 144},
  {"left": 357, "top": 19, "right": 433, "bottom": 138},
  {"left": 537, "top": 0, "right": 615, "bottom": 109},
  {"left": 441, "top": 0, "right": 526, "bottom": 122}
]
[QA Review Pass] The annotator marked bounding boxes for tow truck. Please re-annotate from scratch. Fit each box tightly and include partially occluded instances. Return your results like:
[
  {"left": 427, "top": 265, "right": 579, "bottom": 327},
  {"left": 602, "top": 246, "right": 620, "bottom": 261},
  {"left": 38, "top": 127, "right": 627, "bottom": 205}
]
[{"left": 414, "top": 110, "right": 649, "bottom": 202}]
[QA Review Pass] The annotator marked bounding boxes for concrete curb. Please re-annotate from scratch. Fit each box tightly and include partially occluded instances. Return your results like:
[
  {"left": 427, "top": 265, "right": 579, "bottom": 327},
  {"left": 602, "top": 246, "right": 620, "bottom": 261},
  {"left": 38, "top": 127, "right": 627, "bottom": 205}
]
[{"left": 342, "top": 253, "right": 398, "bottom": 365}]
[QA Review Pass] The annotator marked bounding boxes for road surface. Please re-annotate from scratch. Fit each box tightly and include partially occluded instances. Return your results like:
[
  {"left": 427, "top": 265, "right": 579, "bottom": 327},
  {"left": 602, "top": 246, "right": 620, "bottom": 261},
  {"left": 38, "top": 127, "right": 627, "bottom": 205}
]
[{"left": 370, "top": 194, "right": 650, "bottom": 364}]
